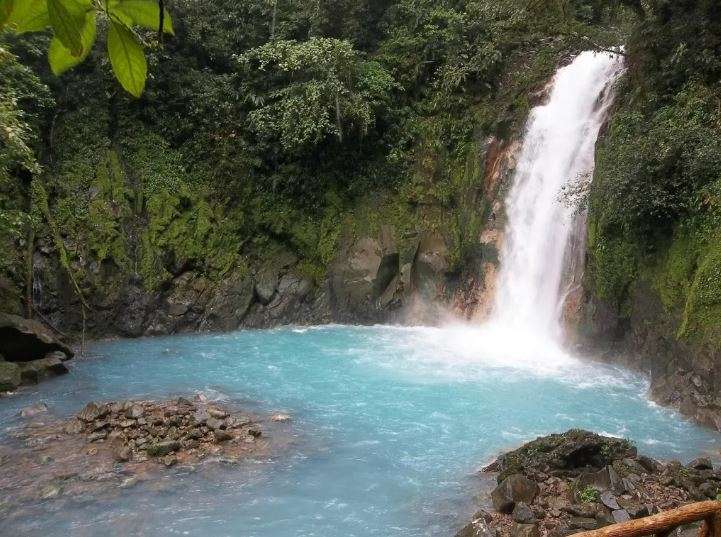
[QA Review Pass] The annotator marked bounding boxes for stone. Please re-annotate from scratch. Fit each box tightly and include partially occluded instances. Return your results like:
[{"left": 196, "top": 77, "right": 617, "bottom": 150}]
[
  {"left": 248, "top": 427, "right": 262, "bottom": 438},
  {"left": 18, "top": 355, "right": 69, "bottom": 384},
  {"left": 329, "top": 233, "right": 400, "bottom": 321},
  {"left": 576, "top": 466, "right": 621, "bottom": 494},
  {"left": 511, "top": 523, "right": 540, "bottom": 537},
  {"left": 595, "top": 510, "right": 615, "bottom": 527},
  {"left": 206, "top": 417, "right": 225, "bottom": 431},
  {"left": 88, "top": 431, "right": 108, "bottom": 442},
  {"left": 38, "top": 483, "right": 62, "bottom": 500},
  {"left": 636, "top": 455, "right": 659, "bottom": 473},
  {"left": 0, "top": 312, "right": 73, "bottom": 362},
  {"left": 623, "top": 503, "right": 649, "bottom": 519},
  {"left": 455, "top": 519, "right": 496, "bottom": 537},
  {"left": 612, "top": 510, "right": 631, "bottom": 523},
  {"left": 20, "top": 402, "right": 48, "bottom": 418},
  {"left": 271, "top": 413, "right": 292, "bottom": 423},
  {"left": 113, "top": 445, "right": 132, "bottom": 462},
  {"left": 0, "top": 360, "right": 21, "bottom": 391},
  {"left": 569, "top": 518, "right": 598, "bottom": 531},
  {"left": 512, "top": 502, "right": 536, "bottom": 524},
  {"left": 491, "top": 474, "right": 540, "bottom": 513},
  {"left": 64, "top": 419, "right": 84, "bottom": 434},
  {"left": 688, "top": 458, "right": 713, "bottom": 471},
  {"left": 145, "top": 441, "right": 181, "bottom": 457},
  {"left": 163, "top": 455, "right": 177, "bottom": 467},
  {"left": 207, "top": 407, "right": 228, "bottom": 419},
  {"left": 699, "top": 482, "right": 718, "bottom": 498},
  {"left": 599, "top": 490, "right": 620, "bottom": 511},
  {"left": 125, "top": 404, "right": 144, "bottom": 419},
  {"left": 214, "top": 430, "right": 233, "bottom": 443},
  {"left": 411, "top": 232, "right": 449, "bottom": 299},
  {"left": 78, "top": 402, "right": 106, "bottom": 422},
  {"left": 120, "top": 477, "right": 138, "bottom": 489},
  {"left": 623, "top": 458, "right": 649, "bottom": 475},
  {"left": 255, "top": 267, "right": 279, "bottom": 305}
]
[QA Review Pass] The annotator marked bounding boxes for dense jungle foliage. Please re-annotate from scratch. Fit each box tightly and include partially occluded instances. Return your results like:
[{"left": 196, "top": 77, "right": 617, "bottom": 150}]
[
  {"left": 0, "top": 0, "right": 626, "bottom": 315},
  {"left": 586, "top": 0, "right": 721, "bottom": 344},
  {"left": 3, "top": 0, "right": 720, "bottom": 350}
]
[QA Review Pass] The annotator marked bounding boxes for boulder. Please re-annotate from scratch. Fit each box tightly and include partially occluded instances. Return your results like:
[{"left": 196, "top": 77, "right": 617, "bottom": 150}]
[
  {"left": 255, "top": 267, "right": 279, "bottom": 305},
  {"left": 411, "top": 232, "right": 449, "bottom": 298},
  {"left": 492, "top": 474, "right": 540, "bottom": 513},
  {"left": 456, "top": 516, "right": 496, "bottom": 537},
  {"left": 145, "top": 441, "right": 180, "bottom": 457},
  {"left": 599, "top": 490, "right": 620, "bottom": 511},
  {"left": 0, "top": 313, "right": 73, "bottom": 362},
  {"left": 78, "top": 402, "right": 107, "bottom": 422},
  {"left": 18, "top": 355, "right": 69, "bottom": 384},
  {"left": 687, "top": 458, "right": 713, "bottom": 471},
  {"left": 510, "top": 523, "right": 539, "bottom": 537},
  {"left": 20, "top": 402, "right": 48, "bottom": 418},
  {"left": 0, "top": 360, "right": 21, "bottom": 391},
  {"left": 512, "top": 502, "right": 536, "bottom": 524},
  {"left": 569, "top": 517, "right": 598, "bottom": 531},
  {"left": 329, "top": 230, "right": 400, "bottom": 321}
]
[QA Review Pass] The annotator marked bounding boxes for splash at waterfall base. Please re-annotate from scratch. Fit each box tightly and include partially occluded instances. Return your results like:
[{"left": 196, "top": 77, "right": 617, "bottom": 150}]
[{"left": 456, "top": 430, "right": 721, "bottom": 537}]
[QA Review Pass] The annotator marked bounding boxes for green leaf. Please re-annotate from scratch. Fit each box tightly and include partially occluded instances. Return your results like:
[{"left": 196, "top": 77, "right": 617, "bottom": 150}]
[
  {"left": 6, "top": 0, "right": 49, "bottom": 33},
  {"left": 48, "top": 0, "right": 86, "bottom": 56},
  {"left": 48, "top": 9, "right": 96, "bottom": 74},
  {"left": 109, "top": 0, "right": 174, "bottom": 35},
  {"left": 107, "top": 20, "right": 147, "bottom": 97}
]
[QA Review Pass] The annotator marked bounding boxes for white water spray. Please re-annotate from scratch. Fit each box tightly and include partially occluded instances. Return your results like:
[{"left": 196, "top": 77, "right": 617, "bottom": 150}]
[{"left": 491, "top": 51, "right": 625, "bottom": 341}]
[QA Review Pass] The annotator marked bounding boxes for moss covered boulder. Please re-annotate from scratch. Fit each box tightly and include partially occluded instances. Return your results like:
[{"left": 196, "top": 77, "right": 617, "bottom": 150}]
[{"left": 0, "top": 359, "right": 21, "bottom": 392}]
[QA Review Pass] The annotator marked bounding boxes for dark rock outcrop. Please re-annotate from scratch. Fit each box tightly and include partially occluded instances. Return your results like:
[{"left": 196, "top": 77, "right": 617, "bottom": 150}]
[
  {"left": 0, "top": 313, "right": 73, "bottom": 362},
  {"left": 579, "top": 281, "right": 721, "bottom": 431},
  {"left": 457, "top": 430, "right": 721, "bottom": 537},
  {"left": 0, "top": 359, "right": 21, "bottom": 391},
  {"left": 329, "top": 227, "right": 401, "bottom": 322},
  {"left": 0, "top": 313, "right": 73, "bottom": 392}
]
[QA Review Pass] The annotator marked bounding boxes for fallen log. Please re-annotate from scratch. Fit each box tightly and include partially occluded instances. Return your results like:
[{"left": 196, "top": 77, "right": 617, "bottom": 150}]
[{"left": 572, "top": 501, "right": 721, "bottom": 537}]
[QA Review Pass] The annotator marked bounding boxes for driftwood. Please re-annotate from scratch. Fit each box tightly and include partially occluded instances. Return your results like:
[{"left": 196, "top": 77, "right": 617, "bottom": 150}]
[{"left": 572, "top": 501, "right": 721, "bottom": 537}]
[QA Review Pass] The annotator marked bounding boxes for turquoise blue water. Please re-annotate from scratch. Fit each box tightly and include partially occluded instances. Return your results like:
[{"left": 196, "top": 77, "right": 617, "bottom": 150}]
[{"left": 2, "top": 324, "right": 720, "bottom": 536}]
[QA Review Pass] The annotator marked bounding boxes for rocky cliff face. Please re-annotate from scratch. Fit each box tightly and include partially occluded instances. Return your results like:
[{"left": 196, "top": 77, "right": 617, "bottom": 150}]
[
  {"left": 6, "top": 131, "right": 521, "bottom": 341},
  {"left": 578, "top": 283, "right": 721, "bottom": 432}
]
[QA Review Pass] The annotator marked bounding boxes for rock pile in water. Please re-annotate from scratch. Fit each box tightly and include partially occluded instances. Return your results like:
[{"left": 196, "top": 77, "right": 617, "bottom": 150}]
[
  {"left": 70, "top": 396, "right": 265, "bottom": 466},
  {"left": 457, "top": 430, "right": 721, "bottom": 537},
  {"left": 0, "top": 395, "right": 293, "bottom": 522}
]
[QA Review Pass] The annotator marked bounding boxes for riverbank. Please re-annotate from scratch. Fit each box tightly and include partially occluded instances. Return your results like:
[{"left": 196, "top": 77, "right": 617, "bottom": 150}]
[{"left": 457, "top": 430, "right": 721, "bottom": 537}]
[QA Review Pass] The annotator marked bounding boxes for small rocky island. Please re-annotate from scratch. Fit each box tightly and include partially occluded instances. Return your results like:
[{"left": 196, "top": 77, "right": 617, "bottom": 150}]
[
  {"left": 0, "top": 395, "right": 293, "bottom": 522},
  {"left": 457, "top": 430, "right": 721, "bottom": 537}
]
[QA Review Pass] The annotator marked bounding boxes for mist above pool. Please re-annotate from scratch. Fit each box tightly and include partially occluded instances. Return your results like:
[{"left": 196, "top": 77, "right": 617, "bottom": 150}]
[{"left": 1, "top": 324, "right": 719, "bottom": 536}]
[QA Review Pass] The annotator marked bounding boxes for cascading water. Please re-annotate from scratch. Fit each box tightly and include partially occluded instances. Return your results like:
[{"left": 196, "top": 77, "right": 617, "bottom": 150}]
[{"left": 492, "top": 51, "right": 625, "bottom": 340}]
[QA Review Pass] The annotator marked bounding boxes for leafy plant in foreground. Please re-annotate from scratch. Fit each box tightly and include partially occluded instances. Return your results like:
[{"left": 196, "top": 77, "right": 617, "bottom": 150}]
[{"left": 0, "top": 0, "right": 174, "bottom": 96}]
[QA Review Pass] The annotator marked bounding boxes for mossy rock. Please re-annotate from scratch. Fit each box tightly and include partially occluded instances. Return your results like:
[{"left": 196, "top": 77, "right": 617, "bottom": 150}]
[{"left": 0, "top": 360, "right": 21, "bottom": 392}]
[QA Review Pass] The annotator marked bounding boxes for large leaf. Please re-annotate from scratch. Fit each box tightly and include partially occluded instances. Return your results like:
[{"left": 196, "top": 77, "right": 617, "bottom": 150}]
[
  {"left": 109, "top": 0, "right": 173, "bottom": 35},
  {"left": 48, "top": 0, "right": 85, "bottom": 55},
  {"left": 107, "top": 20, "right": 147, "bottom": 97},
  {"left": 6, "top": 0, "right": 49, "bottom": 33},
  {"left": 48, "top": 9, "right": 96, "bottom": 75}
]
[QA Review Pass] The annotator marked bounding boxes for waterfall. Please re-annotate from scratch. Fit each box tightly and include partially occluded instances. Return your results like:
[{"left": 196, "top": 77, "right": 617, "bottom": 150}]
[{"left": 491, "top": 51, "right": 624, "bottom": 341}]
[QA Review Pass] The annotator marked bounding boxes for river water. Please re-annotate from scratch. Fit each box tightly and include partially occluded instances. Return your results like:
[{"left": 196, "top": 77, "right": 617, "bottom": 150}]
[{"left": 2, "top": 325, "right": 720, "bottom": 536}]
